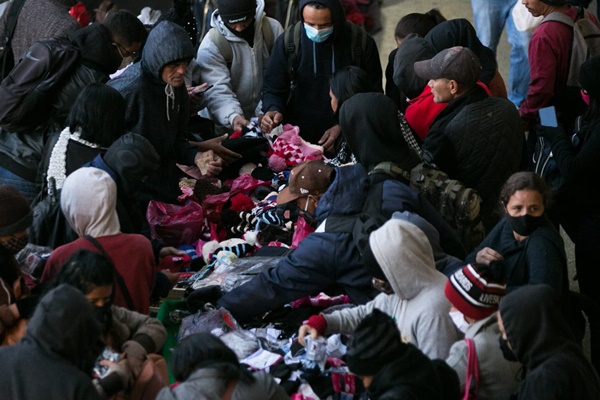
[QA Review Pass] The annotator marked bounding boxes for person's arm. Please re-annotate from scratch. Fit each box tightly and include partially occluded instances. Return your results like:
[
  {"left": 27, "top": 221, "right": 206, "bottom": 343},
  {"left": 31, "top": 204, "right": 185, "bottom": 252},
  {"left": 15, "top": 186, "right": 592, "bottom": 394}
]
[
  {"left": 197, "top": 36, "right": 245, "bottom": 130},
  {"left": 261, "top": 34, "right": 290, "bottom": 117},
  {"left": 525, "top": 231, "right": 567, "bottom": 294},
  {"left": 112, "top": 306, "right": 167, "bottom": 355},
  {"left": 414, "top": 313, "right": 462, "bottom": 359},
  {"left": 362, "top": 36, "right": 383, "bottom": 93},
  {"left": 445, "top": 340, "right": 468, "bottom": 389},
  {"left": 217, "top": 232, "right": 341, "bottom": 322}
]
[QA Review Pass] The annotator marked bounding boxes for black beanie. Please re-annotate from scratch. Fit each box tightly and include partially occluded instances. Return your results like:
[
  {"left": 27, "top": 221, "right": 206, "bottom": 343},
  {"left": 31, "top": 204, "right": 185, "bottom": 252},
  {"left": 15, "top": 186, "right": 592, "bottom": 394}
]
[
  {"left": 346, "top": 309, "right": 407, "bottom": 376},
  {"left": 541, "top": 0, "right": 568, "bottom": 4},
  {"left": 218, "top": 0, "right": 256, "bottom": 24},
  {"left": 579, "top": 55, "right": 600, "bottom": 97}
]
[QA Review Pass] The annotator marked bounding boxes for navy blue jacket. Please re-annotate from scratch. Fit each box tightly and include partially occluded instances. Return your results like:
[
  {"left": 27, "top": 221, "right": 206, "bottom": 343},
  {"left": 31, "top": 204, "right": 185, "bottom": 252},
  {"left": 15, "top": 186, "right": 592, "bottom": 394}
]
[{"left": 218, "top": 164, "right": 465, "bottom": 321}]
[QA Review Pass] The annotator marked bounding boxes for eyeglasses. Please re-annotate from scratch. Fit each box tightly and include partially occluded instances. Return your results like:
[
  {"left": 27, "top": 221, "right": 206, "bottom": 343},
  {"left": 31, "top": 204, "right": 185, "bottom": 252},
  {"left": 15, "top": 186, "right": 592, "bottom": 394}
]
[{"left": 114, "top": 42, "right": 139, "bottom": 59}]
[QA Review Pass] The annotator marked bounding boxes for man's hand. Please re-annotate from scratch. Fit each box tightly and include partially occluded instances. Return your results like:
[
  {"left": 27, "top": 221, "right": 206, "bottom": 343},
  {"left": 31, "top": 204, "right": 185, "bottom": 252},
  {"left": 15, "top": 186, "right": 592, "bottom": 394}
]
[
  {"left": 232, "top": 115, "right": 250, "bottom": 132},
  {"left": 187, "top": 83, "right": 210, "bottom": 113},
  {"left": 194, "top": 150, "right": 223, "bottom": 176},
  {"left": 260, "top": 111, "right": 283, "bottom": 133},
  {"left": 318, "top": 124, "right": 342, "bottom": 153},
  {"left": 298, "top": 324, "right": 320, "bottom": 347},
  {"left": 475, "top": 247, "right": 504, "bottom": 265},
  {"left": 191, "top": 134, "right": 242, "bottom": 165},
  {"left": 159, "top": 246, "right": 186, "bottom": 259}
]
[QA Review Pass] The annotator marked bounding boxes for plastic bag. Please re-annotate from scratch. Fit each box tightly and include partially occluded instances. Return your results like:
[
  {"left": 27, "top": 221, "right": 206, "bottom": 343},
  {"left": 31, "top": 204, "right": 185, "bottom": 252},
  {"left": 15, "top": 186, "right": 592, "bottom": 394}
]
[
  {"left": 147, "top": 200, "right": 204, "bottom": 246},
  {"left": 190, "top": 257, "right": 281, "bottom": 291},
  {"left": 220, "top": 330, "right": 260, "bottom": 359},
  {"left": 177, "top": 307, "right": 240, "bottom": 341}
]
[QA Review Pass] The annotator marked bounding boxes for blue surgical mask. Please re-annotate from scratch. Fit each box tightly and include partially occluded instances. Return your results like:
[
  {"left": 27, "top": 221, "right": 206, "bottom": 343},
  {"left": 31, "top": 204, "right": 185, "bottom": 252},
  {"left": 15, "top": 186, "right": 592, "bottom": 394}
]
[{"left": 304, "top": 23, "right": 333, "bottom": 43}]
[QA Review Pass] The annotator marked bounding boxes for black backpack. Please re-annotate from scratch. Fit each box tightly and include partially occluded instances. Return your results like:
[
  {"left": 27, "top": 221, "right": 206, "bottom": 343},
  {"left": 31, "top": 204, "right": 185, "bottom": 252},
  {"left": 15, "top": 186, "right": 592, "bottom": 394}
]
[{"left": 0, "top": 36, "right": 79, "bottom": 134}]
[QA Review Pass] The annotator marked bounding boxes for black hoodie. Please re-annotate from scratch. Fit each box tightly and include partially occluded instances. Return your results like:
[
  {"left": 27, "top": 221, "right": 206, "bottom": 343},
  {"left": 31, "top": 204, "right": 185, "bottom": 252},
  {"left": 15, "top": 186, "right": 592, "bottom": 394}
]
[
  {"left": 500, "top": 284, "right": 600, "bottom": 400},
  {"left": 261, "top": 0, "right": 382, "bottom": 144},
  {"left": 0, "top": 284, "right": 102, "bottom": 400}
]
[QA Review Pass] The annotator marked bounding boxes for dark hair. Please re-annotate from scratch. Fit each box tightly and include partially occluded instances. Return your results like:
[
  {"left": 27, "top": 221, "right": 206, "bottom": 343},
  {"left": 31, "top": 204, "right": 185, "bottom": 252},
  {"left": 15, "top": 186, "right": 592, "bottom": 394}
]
[
  {"left": 50, "top": 249, "right": 115, "bottom": 295},
  {"left": 0, "top": 248, "right": 21, "bottom": 288},
  {"left": 394, "top": 9, "right": 446, "bottom": 41},
  {"left": 499, "top": 171, "right": 550, "bottom": 208},
  {"left": 171, "top": 333, "right": 255, "bottom": 384},
  {"left": 304, "top": 1, "right": 328, "bottom": 10},
  {"left": 66, "top": 83, "right": 126, "bottom": 147},
  {"left": 103, "top": 10, "right": 148, "bottom": 46},
  {"left": 583, "top": 95, "right": 600, "bottom": 124},
  {"left": 330, "top": 66, "right": 370, "bottom": 118}
]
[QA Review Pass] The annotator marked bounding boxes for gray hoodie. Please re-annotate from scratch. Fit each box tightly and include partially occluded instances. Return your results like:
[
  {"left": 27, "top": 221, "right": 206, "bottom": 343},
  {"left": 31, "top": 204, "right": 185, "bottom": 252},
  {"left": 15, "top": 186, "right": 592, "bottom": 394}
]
[
  {"left": 324, "top": 218, "right": 461, "bottom": 359},
  {"left": 197, "top": 0, "right": 283, "bottom": 133}
]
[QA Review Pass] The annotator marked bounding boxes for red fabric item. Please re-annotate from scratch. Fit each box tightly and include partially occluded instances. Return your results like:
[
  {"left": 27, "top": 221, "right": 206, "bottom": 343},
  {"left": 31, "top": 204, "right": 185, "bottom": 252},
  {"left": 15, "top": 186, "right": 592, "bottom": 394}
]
[
  {"left": 69, "top": 2, "right": 90, "bottom": 27},
  {"left": 41, "top": 234, "right": 156, "bottom": 314},
  {"left": 520, "top": 6, "right": 599, "bottom": 123},
  {"left": 306, "top": 314, "right": 328, "bottom": 336},
  {"left": 229, "top": 193, "right": 255, "bottom": 212},
  {"left": 405, "top": 86, "right": 447, "bottom": 141}
]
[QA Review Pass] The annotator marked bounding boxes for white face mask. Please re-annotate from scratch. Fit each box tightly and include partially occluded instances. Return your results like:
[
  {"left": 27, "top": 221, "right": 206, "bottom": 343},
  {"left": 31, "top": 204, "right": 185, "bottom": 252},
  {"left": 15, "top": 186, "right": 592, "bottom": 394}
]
[{"left": 449, "top": 310, "right": 470, "bottom": 334}]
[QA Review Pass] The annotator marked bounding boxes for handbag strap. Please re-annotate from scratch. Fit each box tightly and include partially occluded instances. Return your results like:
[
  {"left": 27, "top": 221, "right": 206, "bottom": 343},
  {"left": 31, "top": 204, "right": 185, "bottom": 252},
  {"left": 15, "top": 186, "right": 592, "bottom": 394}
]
[
  {"left": 84, "top": 235, "right": 135, "bottom": 310},
  {"left": 1, "top": 0, "right": 26, "bottom": 76},
  {"left": 463, "top": 338, "right": 479, "bottom": 400}
]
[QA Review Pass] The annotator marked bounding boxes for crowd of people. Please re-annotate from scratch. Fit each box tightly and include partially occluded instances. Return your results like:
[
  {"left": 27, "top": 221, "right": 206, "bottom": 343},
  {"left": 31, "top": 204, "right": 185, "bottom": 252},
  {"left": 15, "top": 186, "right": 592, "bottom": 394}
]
[{"left": 0, "top": 0, "right": 600, "bottom": 398}]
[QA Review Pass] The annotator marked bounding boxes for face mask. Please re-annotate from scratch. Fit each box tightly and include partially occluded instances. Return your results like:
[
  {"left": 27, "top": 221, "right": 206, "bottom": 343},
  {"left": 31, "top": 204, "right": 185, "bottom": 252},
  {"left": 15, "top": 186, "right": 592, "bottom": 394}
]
[
  {"left": 0, "top": 234, "right": 29, "bottom": 254},
  {"left": 581, "top": 89, "right": 590, "bottom": 106},
  {"left": 94, "top": 303, "right": 113, "bottom": 331},
  {"left": 499, "top": 336, "right": 518, "bottom": 362},
  {"left": 304, "top": 23, "right": 334, "bottom": 43},
  {"left": 507, "top": 214, "right": 544, "bottom": 237},
  {"left": 449, "top": 309, "right": 470, "bottom": 334}
]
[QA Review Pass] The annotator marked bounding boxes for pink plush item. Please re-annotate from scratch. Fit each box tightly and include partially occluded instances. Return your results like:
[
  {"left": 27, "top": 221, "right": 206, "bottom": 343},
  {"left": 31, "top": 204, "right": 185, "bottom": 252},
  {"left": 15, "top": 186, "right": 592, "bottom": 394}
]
[
  {"left": 229, "top": 193, "right": 255, "bottom": 212},
  {"left": 268, "top": 124, "right": 324, "bottom": 172}
]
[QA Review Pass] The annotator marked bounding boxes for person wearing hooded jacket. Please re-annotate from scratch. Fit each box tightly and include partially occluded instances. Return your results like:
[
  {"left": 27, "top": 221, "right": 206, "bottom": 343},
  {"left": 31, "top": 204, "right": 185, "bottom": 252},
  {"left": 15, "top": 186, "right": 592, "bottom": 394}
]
[
  {"left": 260, "top": 0, "right": 382, "bottom": 150},
  {"left": 216, "top": 94, "right": 465, "bottom": 322},
  {"left": 41, "top": 167, "right": 156, "bottom": 314},
  {"left": 0, "top": 10, "right": 147, "bottom": 203},
  {"left": 498, "top": 284, "right": 600, "bottom": 399},
  {"left": 0, "top": 284, "right": 103, "bottom": 400},
  {"left": 299, "top": 218, "right": 462, "bottom": 360},
  {"left": 197, "top": 0, "right": 283, "bottom": 134},
  {"left": 108, "top": 21, "right": 224, "bottom": 204}
]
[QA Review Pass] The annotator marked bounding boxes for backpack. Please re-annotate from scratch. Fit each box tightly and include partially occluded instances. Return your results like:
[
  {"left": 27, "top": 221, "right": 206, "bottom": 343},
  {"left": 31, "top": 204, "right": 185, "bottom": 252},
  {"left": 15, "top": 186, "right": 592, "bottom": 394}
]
[
  {"left": 0, "top": 0, "right": 26, "bottom": 80},
  {"left": 0, "top": 36, "right": 79, "bottom": 134},
  {"left": 206, "top": 18, "right": 275, "bottom": 66},
  {"left": 283, "top": 20, "right": 367, "bottom": 92},
  {"left": 542, "top": 7, "right": 600, "bottom": 88}
]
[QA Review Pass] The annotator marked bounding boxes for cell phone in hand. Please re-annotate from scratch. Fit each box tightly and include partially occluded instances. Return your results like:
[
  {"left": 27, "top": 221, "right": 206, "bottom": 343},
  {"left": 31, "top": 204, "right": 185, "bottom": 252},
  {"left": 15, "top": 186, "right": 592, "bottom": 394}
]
[{"left": 539, "top": 106, "right": 558, "bottom": 127}]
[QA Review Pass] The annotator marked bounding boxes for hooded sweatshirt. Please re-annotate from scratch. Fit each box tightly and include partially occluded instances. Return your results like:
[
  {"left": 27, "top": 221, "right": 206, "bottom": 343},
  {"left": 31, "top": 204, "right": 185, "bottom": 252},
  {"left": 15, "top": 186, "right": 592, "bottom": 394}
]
[
  {"left": 0, "top": 284, "right": 102, "bottom": 400},
  {"left": 339, "top": 93, "right": 421, "bottom": 173},
  {"left": 197, "top": 0, "right": 283, "bottom": 133},
  {"left": 499, "top": 284, "right": 600, "bottom": 399},
  {"left": 323, "top": 218, "right": 461, "bottom": 359},
  {"left": 109, "top": 21, "right": 197, "bottom": 203},
  {"left": 261, "top": 0, "right": 382, "bottom": 144},
  {"left": 42, "top": 167, "right": 156, "bottom": 314}
]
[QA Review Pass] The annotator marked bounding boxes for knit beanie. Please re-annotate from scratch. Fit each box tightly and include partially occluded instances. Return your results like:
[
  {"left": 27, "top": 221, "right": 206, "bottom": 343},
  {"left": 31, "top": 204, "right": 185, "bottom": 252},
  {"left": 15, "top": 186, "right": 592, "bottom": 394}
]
[
  {"left": 218, "top": 0, "right": 256, "bottom": 24},
  {"left": 444, "top": 263, "right": 506, "bottom": 320},
  {"left": 346, "top": 309, "right": 407, "bottom": 376},
  {"left": 579, "top": 55, "right": 600, "bottom": 97},
  {"left": 540, "top": 0, "right": 568, "bottom": 4},
  {"left": 0, "top": 185, "right": 32, "bottom": 236}
]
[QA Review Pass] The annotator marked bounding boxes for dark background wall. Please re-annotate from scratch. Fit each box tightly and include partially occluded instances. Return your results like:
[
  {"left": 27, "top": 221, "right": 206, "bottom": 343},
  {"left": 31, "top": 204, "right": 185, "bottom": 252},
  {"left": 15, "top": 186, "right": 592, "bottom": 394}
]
[{"left": 82, "top": 0, "right": 172, "bottom": 17}]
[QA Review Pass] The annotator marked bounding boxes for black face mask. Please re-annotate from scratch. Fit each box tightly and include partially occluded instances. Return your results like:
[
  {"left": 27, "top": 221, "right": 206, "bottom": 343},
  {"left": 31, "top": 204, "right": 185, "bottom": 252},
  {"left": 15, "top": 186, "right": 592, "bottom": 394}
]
[
  {"left": 94, "top": 304, "right": 113, "bottom": 332},
  {"left": 226, "top": 21, "right": 255, "bottom": 45},
  {"left": 507, "top": 214, "right": 544, "bottom": 236},
  {"left": 499, "top": 336, "right": 518, "bottom": 362}
]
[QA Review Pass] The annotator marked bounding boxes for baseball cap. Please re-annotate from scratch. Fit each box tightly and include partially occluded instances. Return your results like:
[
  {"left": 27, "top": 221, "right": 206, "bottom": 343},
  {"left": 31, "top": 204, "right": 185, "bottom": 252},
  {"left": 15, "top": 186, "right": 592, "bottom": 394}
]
[
  {"left": 414, "top": 46, "right": 481, "bottom": 86},
  {"left": 276, "top": 160, "right": 334, "bottom": 205}
]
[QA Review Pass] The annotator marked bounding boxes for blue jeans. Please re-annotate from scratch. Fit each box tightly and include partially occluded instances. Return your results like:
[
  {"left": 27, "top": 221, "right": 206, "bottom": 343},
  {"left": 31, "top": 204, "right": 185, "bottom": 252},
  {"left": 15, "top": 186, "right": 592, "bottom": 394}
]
[
  {"left": 0, "top": 166, "right": 40, "bottom": 204},
  {"left": 471, "top": 0, "right": 532, "bottom": 107}
]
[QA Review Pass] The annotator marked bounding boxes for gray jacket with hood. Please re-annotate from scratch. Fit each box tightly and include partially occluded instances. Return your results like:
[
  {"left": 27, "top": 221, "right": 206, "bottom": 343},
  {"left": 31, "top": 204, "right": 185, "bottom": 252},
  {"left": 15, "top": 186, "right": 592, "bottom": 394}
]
[
  {"left": 109, "top": 21, "right": 198, "bottom": 203},
  {"left": 0, "top": 284, "right": 102, "bottom": 400},
  {"left": 323, "top": 218, "right": 461, "bottom": 359},
  {"left": 197, "top": 0, "right": 283, "bottom": 133}
]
